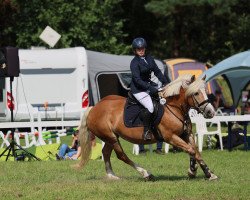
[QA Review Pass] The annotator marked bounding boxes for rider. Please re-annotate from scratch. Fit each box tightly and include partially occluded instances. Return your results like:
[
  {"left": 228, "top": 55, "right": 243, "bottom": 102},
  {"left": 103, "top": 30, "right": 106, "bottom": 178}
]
[{"left": 130, "top": 37, "right": 169, "bottom": 140}]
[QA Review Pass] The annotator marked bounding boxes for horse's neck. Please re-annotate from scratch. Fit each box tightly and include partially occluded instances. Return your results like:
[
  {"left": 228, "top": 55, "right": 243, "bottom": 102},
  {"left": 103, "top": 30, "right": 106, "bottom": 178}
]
[
  {"left": 167, "top": 96, "right": 184, "bottom": 108},
  {"left": 166, "top": 92, "right": 190, "bottom": 115}
]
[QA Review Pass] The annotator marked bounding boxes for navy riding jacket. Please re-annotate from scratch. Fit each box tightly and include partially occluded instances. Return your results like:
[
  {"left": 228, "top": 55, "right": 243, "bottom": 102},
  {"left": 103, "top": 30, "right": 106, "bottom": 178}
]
[{"left": 130, "top": 54, "right": 168, "bottom": 94}]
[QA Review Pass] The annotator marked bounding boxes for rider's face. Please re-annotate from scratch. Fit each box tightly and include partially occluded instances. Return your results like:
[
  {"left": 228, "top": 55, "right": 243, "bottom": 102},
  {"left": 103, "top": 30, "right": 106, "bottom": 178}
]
[{"left": 135, "top": 48, "right": 145, "bottom": 57}]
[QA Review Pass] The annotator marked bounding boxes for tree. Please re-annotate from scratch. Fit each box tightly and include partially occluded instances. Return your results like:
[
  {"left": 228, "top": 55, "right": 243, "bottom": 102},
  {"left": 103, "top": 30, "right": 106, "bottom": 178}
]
[
  {"left": 0, "top": 0, "right": 18, "bottom": 47},
  {"left": 145, "top": 0, "right": 250, "bottom": 63},
  {"left": 119, "top": 0, "right": 159, "bottom": 53},
  {"left": 2, "top": 0, "right": 129, "bottom": 54},
  {"left": 2, "top": 0, "right": 250, "bottom": 61}
]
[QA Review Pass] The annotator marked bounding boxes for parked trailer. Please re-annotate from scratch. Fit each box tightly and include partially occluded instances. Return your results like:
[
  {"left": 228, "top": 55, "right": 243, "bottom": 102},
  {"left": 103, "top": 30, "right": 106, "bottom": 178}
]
[{"left": 0, "top": 47, "right": 89, "bottom": 122}]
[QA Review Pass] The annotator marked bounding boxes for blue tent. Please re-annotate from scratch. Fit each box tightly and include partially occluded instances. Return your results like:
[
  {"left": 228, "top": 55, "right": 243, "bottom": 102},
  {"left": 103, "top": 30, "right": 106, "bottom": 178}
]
[{"left": 201, "top": 50, "right": 250, "bottom": 106}]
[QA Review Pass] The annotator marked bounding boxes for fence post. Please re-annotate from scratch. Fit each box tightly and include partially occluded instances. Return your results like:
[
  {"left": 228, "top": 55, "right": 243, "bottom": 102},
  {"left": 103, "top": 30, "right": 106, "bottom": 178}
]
[{"left": 37, "top": 112, "right": 46, "bottom": 145}]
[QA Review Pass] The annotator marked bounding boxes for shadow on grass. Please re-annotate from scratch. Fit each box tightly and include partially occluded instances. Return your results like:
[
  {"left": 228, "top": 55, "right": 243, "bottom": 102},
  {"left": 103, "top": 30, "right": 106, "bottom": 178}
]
[
  {"left": 156, "top": 174, "right": 205, "bottom": 181},
  {"left": 124, "top": 174, "right": 206, "bottom": 182},
  {"left": 83, "top": 173, "right": 209, "bottom": 182}
]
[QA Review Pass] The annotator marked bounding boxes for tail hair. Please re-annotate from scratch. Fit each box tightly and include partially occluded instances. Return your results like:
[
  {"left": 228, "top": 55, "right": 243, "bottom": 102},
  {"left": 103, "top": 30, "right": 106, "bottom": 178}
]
[{"left": 76, "top": 106, "right": 93, "bottom": 169}]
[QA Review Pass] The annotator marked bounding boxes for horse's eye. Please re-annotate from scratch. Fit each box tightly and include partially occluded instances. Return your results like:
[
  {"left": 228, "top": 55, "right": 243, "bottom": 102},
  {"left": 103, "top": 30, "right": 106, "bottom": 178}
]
[{"left": 194, "top": 92, "right": 199, "bottom": 96}]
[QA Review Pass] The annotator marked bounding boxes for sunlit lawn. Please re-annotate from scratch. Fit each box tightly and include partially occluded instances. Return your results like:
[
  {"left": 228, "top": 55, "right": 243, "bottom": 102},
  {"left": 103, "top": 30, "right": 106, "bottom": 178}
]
[{"left": 0, "top": 130, "right": 250, "bottom": 200}]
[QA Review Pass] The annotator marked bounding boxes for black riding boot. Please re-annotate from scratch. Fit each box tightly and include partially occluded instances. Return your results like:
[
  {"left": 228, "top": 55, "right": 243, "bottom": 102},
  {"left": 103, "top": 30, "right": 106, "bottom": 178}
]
[{"left": 142, "top": 109, "right": 152, "bottom": 140}]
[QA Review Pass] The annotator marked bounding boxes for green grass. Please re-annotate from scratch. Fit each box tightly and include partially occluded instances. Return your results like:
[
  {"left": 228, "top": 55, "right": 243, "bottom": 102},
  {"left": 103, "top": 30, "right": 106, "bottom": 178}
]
[{"left": 0, "top": 136, "right": 250, "bottom": 200}]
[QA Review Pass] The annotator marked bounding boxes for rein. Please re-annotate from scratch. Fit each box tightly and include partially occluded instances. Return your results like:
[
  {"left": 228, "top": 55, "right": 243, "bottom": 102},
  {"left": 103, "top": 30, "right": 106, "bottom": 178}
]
[
  {"left": 162, "top": 93, "right": 208, "bottom": 133},
  {"left": 160, "top": 81, "right": 209, "bottom": 132},
  {"left": 164, "top": 102, "right": 190, "bottom": 132}
]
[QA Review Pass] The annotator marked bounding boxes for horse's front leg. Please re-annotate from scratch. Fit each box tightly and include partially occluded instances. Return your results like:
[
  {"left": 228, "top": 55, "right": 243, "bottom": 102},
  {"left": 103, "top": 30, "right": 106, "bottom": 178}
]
[
  {"left": 187, "top": 132, "right": 218, "bottom": 180},
  {"left": 168, "top": 131, "right": 218, "bottom": 180},
  {"left": 188, "top": 155, "right": 198, "bottom": 178},
  {"left": 184, "top": 132, "right": 198, "bottom": 178},
  {"left": 178, "top": 129, "right": 198, "bottom": 178}
]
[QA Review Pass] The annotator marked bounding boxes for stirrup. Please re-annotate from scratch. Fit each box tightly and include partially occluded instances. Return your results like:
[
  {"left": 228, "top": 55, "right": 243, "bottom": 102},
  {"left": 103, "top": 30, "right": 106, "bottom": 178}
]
[{"left": 144, "top": 130, "right": 152, "bottom": 140}]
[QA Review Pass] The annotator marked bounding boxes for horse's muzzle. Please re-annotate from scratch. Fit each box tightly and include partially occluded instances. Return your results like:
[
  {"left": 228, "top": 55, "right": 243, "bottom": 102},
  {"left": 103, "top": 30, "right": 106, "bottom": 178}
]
[
  {"left": 203, "top": 106, "right": 215, "bottom": 119},
  {"left": 204, "top": 110, "right": 215, "bottom": 119},
  {"left": 202, "top": 103, "right": 215, "bottom": 119}
]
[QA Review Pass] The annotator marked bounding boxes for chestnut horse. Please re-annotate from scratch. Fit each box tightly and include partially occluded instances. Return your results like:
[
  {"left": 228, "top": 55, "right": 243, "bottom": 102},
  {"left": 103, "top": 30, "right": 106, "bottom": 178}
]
[{"left": 77, "top": 74, "right": 218, "bottom": 181}]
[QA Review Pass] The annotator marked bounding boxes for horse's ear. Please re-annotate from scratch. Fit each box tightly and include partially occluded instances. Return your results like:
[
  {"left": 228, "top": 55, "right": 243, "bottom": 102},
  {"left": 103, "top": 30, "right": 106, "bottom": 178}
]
[
  {"left": 202, "top": 75, "right": 206, "bottom": 81},
  {"left": 191, "top": 75, "right": 195, "bottom": 83}
]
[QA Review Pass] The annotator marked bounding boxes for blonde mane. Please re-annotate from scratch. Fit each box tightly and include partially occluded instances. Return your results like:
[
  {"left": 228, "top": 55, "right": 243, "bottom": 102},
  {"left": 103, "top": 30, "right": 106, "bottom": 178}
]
[
  {"left": 185, "top": 78, "right": 206, "bottom": 97},
  {"left": 161, "top": 74, "right": 205, "bottom": 98}
]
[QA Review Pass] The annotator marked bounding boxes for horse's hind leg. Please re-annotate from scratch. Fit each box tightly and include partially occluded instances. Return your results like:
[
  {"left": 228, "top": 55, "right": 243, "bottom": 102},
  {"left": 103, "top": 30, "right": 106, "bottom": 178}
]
[
  {"left": 102, "top": 143, "right": 120, "bottom": 180},
  {"left": 113, "top": 140, "right": 154, "bottom": 181}
]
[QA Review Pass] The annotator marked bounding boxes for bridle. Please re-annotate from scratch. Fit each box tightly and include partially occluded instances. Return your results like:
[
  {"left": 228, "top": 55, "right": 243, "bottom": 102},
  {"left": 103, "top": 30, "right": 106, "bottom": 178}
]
[
  {"left": 191, "top": 93, "right": 210, "bottom": 114},
  {"left": 160, "top": 84, "right": 210, "bottom": 132}
]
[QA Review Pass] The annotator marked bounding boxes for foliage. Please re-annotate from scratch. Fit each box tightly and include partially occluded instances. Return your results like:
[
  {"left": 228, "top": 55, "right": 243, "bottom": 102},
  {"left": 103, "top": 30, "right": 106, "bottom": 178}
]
[
  {"left": 1, "top": 0, "right": 129, "bottom": 54},
  {"left": 145, "top": 0, "right": 250, "bottom": 63},
  {"left": 216, "top": 76, "right": 233, "bottom": 106},
  {"left": 119, "top": 0, "right": 159, "bottom": 54},
  {"left": 0, "top": 0, "right": 18, "bottom": 46},
  {"left": 1, "top": 0, "right": 250, "bottom": 62}
]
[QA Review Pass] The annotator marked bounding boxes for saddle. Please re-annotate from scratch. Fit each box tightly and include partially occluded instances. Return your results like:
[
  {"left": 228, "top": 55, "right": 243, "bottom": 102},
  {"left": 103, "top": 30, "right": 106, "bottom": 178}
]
[{"left": 123, "top": 92, "right": 165, "bottom": 141}]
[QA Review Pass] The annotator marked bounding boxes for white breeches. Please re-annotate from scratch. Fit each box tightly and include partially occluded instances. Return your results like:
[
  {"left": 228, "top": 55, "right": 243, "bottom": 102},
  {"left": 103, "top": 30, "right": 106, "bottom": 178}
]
[{"left": 133, "top": 92, "right": 154, "bottom": 113}]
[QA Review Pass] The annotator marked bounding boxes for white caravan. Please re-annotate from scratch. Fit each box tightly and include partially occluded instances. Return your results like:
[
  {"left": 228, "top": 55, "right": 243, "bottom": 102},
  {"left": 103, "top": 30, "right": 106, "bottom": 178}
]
[{"left": 0, "top": 47, "right": 89, "bottom": 122}]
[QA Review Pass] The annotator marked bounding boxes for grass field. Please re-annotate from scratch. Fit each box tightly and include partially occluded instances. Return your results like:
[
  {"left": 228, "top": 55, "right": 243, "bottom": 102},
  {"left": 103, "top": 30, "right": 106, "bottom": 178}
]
[{"left": 0, "top": 134, "right": 250, "bottom": 200}]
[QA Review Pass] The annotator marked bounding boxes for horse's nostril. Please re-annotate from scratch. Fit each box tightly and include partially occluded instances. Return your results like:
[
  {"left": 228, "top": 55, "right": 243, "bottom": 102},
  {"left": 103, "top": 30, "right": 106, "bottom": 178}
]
[{"left": 207, "top": 110, "right": 211, "bottom": 115}]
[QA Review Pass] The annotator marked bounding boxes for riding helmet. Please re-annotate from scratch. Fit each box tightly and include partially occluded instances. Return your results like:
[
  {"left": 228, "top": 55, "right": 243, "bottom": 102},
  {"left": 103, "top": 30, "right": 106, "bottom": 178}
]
[{"left": 132, "top": 37, "right": 147, "bottom": 49}]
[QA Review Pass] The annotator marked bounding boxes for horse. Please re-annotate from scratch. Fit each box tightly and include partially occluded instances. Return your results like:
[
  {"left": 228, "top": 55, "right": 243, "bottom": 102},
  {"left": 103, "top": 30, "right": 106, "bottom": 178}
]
[{"left": 77, "top": 74, "right": 218, "bottom": 181}]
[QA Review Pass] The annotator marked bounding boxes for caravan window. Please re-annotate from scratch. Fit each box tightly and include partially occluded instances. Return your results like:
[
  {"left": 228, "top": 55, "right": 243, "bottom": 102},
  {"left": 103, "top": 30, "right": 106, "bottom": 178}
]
[
  {"left": 0, "top": 77, "right": 5, "bottom": 117},
  {"left": 0, "top": 78, "right": 5, "bottom": 102},
  {"left": 97, "top": 73, "right": 130, "bottom": 100},
  {"left": 0, "top": 89, "right": 2, "bottom": 102}
]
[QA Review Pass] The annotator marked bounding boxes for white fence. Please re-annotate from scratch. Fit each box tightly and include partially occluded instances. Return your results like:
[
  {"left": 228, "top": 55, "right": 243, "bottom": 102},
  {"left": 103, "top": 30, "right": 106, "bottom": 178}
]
[{"left": 0, "top": 112, "right": 80, "bottom": 149}]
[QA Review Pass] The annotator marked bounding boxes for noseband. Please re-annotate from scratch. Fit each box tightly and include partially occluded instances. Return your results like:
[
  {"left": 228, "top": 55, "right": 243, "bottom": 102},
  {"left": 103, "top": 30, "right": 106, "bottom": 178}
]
[{"left": 191, "top": 94, "right": 210, "bottom": 114}]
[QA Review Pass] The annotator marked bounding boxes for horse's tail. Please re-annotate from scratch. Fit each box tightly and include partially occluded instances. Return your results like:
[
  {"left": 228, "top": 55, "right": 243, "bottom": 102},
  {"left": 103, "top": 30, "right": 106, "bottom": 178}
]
[{"left": 77, "top": 106, "right": 93, "bottom": 169}]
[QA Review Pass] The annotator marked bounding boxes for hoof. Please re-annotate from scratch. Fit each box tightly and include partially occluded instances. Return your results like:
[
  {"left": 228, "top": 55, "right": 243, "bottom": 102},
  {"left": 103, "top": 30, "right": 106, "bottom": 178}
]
[
  {"left": 144, "top": 174, "right": 155, "bottom": 182},
  {"left": 208, "top": 173, "right": 218, "bottom": 181},
  {"left": 188, "top": 168, "right": 197, "bottom": 179},
  {"left": 106, "top": 174, "right": 120, "bottom": 180}
]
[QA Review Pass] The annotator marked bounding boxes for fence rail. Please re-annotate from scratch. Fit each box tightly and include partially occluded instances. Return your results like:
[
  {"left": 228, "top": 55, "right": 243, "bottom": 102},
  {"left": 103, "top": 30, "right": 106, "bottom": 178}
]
[{"left": 0, "top": 111, "right": 80, "bottom": 149}]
